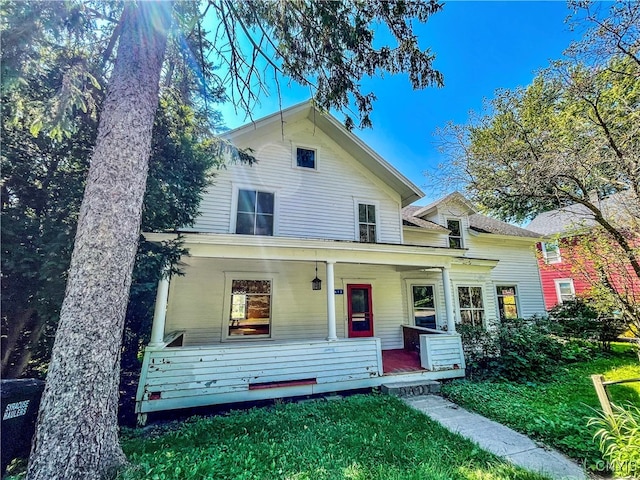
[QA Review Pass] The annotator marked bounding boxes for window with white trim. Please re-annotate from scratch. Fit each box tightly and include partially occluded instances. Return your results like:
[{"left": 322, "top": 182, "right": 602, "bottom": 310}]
[
  {"left": 541, "top": 241, "right": 561, "bottom": 264},
  {"left": 555, "top": 279, "right": 575, "bottom": 304},
  {"left": 496, "top": 285, "right": 519, "bottom": 319},
  {"left": 358, "top": 203, "right": 377, "bottom": 243},
  {"left": 447, "top": 219, "right": 463, "bottom": 248},
  {"left": 457, "top": 286, "right": 485, "bottom": 327},
  {"left": 412, "top": 285, "right": 437, "bottom": 329},
  {"left": 295, "top": 147, "right": 316, "bottom": 169},
  {"left": 236, "top": 189, "right": 274, "bottom": 236},
  {"left": 228, "top": 280, "right": 271, "bottom": 337}
]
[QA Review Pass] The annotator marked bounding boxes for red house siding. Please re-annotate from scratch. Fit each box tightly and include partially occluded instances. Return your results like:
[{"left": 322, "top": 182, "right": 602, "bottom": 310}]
[{"left": 536, "top": 239, "right": 640, "bottom": 311}]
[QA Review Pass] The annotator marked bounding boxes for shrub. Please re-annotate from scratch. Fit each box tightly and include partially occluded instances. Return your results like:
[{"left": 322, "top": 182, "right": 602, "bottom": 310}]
[
  {"left": 493, "top": 317, "right": 565, "bottom": 382},
  {"left": 549, "top": 299, "right": 627, "bottom": 351},
  {"left": 457, "top": 324, "right": 499, "bottom": 379},
  {"left": 458, "top": 316, "right": 594, "bottom": 382},
  {"left": 588, "top": 402, "right": 640, "bottom": 478}
]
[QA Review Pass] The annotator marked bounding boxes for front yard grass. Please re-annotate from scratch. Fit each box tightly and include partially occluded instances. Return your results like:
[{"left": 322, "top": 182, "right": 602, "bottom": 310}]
[
  {"left": 119, "top": 394, "right": 549, "bottom": 480},
  {"left": 440, "top": 343, "right": 640, "bottom": 471}
]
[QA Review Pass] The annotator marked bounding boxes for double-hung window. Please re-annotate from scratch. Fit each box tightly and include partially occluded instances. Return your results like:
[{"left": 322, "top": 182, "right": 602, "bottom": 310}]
[
  {"left": 555, "top": 279, "right": 575, "bottom": 304},
  {"left": 541, "top": 241, "right": 561, "bottom": 264},
  {"left": 236, "top": 189, "right": 274, "bottom": 236},
  {"left": 358, "top": 203, "right": 377, "bottom": 243},
  {"left": 457, "top": 286, "right": 485, "bottom": 327},
  {"left": 496, "top": 285, "right": 519, "bottom": 319},
  {"left": 447, "top": 219, "right": 463, "bottom": 248}
]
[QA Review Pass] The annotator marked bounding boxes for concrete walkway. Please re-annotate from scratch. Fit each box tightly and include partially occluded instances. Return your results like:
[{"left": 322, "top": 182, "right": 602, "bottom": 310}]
[{"left": 403, "top": 395, "right": 587, "bottom": 480}]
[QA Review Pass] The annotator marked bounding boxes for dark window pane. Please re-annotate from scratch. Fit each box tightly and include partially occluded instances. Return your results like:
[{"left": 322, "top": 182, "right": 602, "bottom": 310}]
[
  {"left": 256, "top": 192, "right": 274, "bottom": 214},
  {"left": 237, "top": 189, "right": 256, "bottom": 213},
  {"left": 460, "top": 310, "right": 472, "bottom": 325},
  {"left": 236, "top": 212, "right": 255, "bottom": 234},
  {"left": 296, "top": 148, "right": 316, "bottom": 168},
  {"left": 367, "top": 204, "right": 376, "bottom": 223},
  {"left": 255, "top": 214, "right": 273, "bottom": 236},
  {"left": 497, "top": 286, "right": 515, "bottom": 296},
  {"left": 471, "top": 287, "right": 483, "bottom": 308},
  {"left": 359, "top": 204, "right": 367, "bottom": 223},
  {"left": 449, "top": 237, "right": 462, "bottom": 249},
  {"left": 447, "top": 219, "right": 461, "bottom": 236},
  {"left": 359, "top": 224, "right": 368, "bottom": 242},
  {"left": 352, "top": 315, "right": 371, "bottom": 331},
  {"left": 458, "top": 287, "right": 471, "bottom": 308},
  {"left": 367, "top": 225, "right": 376, "bottom": 242},
  {"left": 413, "top": 286, "right": 435, "bottom": 308},
  {"left": 351, "top": 289, "right": 365, "bottom": 312}
]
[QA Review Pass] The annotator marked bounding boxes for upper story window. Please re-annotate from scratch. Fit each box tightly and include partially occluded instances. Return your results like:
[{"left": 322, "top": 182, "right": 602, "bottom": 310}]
[
  {"left": 541, "top": 241, "right": 561, "bottom": 264},
  {"left": 358, "top": 203, "right": 377, "bottom": 243},
  {"left": 496, "top": 285, "right": 519, "bottom": 319},
  {"left": 555, "top": 279, "right": 575, "bottom": 304},
  {"left": 296, "top": 147, "right": 316, "bottom": 169},
  {"left": 236, "top": 189, "right": 274, "bottom": 236},
  {"left": 447, "top": 219, "right": 463, "bottom": 248}
]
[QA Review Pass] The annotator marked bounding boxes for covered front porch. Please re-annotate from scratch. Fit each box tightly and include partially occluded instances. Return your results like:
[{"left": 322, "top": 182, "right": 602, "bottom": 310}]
[
  {"left": 135, "top": 329, "right": 465, "bottom": 423},
  {"left": 134, "top": 233, "right": 491, "bottom": 422}
]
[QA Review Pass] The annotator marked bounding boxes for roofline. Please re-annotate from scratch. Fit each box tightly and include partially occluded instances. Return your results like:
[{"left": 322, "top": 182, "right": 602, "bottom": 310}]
[
  {"left": 414, "top": 192, "right": 477, "bottom": 217},
  {"left": 468, "top": 229, "right": 542, "bottom": 242},
  {"left": 402, "top": 225, "right": 448, "bottom": 234},
  {"left": 222, "top": 101, "right": 310, "bottom": 139},
  {"left": 222, "top": 100, "right": 424, "bottom": 207}
]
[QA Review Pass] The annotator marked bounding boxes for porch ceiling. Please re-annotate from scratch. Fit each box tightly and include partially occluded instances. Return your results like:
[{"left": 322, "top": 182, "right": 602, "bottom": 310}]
[{"left": 143, "top": 233, "right": 498, "bottom": 269}]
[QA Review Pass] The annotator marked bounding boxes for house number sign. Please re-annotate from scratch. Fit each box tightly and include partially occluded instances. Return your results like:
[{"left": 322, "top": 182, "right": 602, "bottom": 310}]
[{"left": 334, "top": 289, "right": 344, "bottom": 294}]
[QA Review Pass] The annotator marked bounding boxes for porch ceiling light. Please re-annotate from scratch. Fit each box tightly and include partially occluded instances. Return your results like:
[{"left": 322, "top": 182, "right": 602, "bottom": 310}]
[{"left": 312, "top": 261, "right": 322, "bottom": 291}]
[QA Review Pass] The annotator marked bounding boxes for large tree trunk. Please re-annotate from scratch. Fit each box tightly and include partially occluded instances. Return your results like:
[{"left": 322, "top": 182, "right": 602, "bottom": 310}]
[{"left": 27, "top": 3, "right": 171, "bottom": 479}]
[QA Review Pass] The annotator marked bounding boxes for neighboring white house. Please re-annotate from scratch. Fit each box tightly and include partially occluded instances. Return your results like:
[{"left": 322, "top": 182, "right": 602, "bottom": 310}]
[{"left": 136, "top": 101, "right": 545, "bottom": 422}]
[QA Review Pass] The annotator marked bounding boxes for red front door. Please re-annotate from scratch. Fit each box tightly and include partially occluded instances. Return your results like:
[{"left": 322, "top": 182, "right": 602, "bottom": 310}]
[{"left": 347, "top": 284, "right": 374, "bottom": 337}]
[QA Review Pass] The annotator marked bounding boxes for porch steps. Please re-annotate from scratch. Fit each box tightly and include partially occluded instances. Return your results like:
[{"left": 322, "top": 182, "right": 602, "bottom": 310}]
[{"left": 380, "top": 380, "right": 441, "bottom": 397}]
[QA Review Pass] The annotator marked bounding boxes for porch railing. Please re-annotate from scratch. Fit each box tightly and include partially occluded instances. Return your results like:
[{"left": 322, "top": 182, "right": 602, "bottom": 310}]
[
  {"left": 135, "top": 337, "right": 382, "bottom": 420},
  {"left": 402, "top": 325, "right": 465, "bottom": 372}
]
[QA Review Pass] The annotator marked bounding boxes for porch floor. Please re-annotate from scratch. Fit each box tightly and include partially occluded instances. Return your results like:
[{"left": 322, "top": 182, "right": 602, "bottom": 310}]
[{"left": 382, "top": 349, "right": 425, "bottom": 374}]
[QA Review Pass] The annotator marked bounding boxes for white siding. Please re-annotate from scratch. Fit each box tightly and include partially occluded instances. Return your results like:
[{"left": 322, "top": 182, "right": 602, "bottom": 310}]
[
  {"left": 136, "top": 338, "right": 382, "bottom": 413},
  {"left": 420, "top": 334, "right": 466, "bottom": 371},
  {"left": 402, "top": 229, "right": 447, "bottom": 248},
  {"left": 465, "top": 236, "right": 546, "bottom": 318},
  {"left": 164, "top": 258, "right": 454, "bottom": 350},
  {"left": 192, "top": 120, "right": 403, "bottom": 243}
]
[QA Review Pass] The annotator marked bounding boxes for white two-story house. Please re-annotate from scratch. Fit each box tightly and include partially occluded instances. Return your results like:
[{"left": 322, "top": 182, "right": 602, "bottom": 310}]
[{"left": 136, "top": 102, "right": 545, "bottom": 422}]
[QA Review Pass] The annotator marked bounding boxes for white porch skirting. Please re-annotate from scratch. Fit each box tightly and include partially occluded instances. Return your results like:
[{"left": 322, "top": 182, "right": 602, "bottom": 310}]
[{"left": 135, "top": 337, "right": 465, "bottom": 418}]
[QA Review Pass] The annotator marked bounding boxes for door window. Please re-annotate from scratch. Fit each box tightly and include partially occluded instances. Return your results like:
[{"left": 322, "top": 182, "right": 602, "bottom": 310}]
[{"left": 348, "top": 284, "right": 373, "bottom": 337}]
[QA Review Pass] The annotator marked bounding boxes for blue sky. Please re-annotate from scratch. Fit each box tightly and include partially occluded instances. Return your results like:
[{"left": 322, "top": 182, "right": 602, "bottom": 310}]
[{"left": 216, "top": 1, "right": 581, "bottom": 204}]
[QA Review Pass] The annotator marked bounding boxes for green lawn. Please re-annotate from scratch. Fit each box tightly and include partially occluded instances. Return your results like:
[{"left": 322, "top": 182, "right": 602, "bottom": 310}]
[
  {"left": 440, "top": 343, "right": 640, "bottom": 470},
  {"left": 119, "top": 394, "right": 549, "bottom": 480}
]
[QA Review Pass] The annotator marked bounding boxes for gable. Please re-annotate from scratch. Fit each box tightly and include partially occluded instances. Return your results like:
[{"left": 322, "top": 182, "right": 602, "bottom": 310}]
[
  {"left": 190, "top": 112, "right": 407, "bottom": 243},
  {"left": 226, "top": 102, "right": 423, "bottom": 207}
]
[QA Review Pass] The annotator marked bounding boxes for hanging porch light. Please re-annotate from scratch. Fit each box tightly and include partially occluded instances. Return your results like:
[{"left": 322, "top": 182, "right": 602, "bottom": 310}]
[{"left": 311, "top": 261, "right": 322, "bottom": 290}]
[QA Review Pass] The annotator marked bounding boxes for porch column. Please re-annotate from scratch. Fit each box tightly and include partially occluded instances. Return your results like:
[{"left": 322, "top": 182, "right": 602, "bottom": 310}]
[
  {"left": 149, "top": 270, "right": 170, "bottom": 347},
  {"left": 326, "top": 261, "right": 338, "bottom": 341},
  {"left": 442, "top": 266, "right": 456, "bottom": 333}
]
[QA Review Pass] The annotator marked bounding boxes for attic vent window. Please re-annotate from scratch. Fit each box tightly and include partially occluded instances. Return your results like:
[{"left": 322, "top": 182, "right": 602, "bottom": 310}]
[
  {"left": 447, "top": 219, "right": 463, "bottom": 248},
  {"left": 296, "top": 147, "right": 316, "bottom": 169}
]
